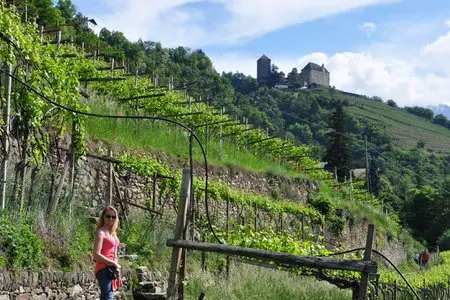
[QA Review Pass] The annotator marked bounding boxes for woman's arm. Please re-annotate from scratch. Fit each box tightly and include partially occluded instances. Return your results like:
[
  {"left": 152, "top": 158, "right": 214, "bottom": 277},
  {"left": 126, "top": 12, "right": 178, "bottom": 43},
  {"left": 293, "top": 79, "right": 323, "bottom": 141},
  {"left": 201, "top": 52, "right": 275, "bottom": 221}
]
[{"left": 93, "top": 230, "right": 120, "bottom": 267}]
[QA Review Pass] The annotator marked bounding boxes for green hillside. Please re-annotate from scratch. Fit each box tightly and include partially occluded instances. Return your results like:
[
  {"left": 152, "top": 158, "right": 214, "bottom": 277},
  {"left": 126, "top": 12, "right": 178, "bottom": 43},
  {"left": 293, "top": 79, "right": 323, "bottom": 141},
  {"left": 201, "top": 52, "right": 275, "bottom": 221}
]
[{"left": 344, "top": 92, "right": 450, "bottom": 153}]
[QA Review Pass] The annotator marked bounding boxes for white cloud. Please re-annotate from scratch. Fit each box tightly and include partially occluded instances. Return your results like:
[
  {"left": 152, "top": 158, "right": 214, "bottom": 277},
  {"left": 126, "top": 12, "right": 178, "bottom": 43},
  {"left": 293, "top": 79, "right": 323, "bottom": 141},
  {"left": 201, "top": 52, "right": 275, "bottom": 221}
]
[
  {"left": 211, "top": 28, "right": 450, "bottom": 107},
  {"left": 210, "top": 52, "right": 257, "bottom": 75},
  {"left": 361, "top": 22, "right": 377, "bottom": 36},
  {"left": 445, "top": 20, "right": 450, "bottom": 28},
  {"left": 85, "top": 0, "right": 396, "bottom": 47},
  {"left": 421, "top": 32, "right": 450, "bottom": 75}
]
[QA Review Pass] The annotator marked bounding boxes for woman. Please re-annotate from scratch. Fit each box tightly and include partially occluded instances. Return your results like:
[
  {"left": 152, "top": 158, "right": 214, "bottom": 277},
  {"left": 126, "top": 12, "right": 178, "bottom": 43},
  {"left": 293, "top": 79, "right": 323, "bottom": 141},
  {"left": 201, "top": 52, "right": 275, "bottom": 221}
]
[{"left": 93, "top": 206, "right": 122, "bottom": 300}]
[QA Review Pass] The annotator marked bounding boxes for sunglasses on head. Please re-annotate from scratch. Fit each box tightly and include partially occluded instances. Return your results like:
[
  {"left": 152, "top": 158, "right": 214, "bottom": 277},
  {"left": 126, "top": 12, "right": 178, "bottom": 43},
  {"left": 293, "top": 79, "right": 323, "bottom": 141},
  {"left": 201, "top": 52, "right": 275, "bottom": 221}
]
[{"left": 105, "top": 215, "right": 117, "bottom": 220}]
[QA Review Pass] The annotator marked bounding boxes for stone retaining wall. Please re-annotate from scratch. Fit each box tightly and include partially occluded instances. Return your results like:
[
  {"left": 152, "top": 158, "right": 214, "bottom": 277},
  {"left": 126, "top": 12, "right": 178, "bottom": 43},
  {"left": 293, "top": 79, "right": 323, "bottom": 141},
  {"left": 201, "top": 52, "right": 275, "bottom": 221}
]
[{"left": 0, "top": 270, "right": 133, "bottom": 300}]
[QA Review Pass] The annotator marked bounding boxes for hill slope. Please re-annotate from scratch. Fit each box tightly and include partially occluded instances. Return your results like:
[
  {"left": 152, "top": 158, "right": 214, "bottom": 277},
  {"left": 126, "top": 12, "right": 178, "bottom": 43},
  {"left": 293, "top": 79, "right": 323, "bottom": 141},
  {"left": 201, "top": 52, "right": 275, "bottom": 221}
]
[{"left": 344, "top": 92, "right": 450, "bottom": 153}]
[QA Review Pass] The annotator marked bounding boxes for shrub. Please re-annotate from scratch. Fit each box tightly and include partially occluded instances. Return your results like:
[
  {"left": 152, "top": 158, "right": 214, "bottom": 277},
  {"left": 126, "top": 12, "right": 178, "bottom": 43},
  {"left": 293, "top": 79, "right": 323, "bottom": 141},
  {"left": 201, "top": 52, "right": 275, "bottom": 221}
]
[
  {"left": 387, "top": 99, "right": 397, "bottom": 107},
  {"left": 328, "top": 215, "right": 345, "bottom": 235},
  {"left": 438, "top": 229, "right": 450, "bottom": 251},
  {"left": 35, "top": 210, "right": 94, "bottom": 270},
  {"left": 309, "top": 193, "right": 334, "bottom": 216},
  {"left": 0, "top": 212, "right": 44, "bottom": 269}
]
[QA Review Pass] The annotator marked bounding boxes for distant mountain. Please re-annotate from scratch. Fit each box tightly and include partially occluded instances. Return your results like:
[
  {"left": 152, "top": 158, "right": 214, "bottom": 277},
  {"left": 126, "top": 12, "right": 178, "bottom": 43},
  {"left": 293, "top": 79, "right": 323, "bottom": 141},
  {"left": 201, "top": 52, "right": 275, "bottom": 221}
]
[{"left": 429, "top": 104, "right": 450, "bottom": 120}]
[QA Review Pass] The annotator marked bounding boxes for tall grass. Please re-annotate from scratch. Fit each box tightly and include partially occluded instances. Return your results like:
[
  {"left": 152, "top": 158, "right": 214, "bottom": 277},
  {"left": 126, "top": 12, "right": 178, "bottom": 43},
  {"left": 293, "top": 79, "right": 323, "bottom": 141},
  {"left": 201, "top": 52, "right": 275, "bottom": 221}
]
[
  {"left": 185, "top": 261, "right": 352, "bottom": 300},
  {"left": 84, "top": 95, "right": 304, "bottom": 177}
]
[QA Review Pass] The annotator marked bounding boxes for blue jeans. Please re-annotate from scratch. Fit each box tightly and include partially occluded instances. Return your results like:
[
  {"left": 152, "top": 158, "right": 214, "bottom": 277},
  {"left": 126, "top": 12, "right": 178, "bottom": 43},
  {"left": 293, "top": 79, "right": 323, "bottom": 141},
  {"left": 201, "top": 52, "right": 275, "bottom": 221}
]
[{"left": 96, "top": 268, "right": 113, "bottom": 300}]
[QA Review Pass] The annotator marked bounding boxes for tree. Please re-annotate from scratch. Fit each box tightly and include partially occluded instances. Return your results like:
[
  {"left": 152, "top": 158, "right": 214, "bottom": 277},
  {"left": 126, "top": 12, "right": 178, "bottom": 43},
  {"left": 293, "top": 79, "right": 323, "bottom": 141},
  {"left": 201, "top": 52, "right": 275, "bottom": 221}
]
[
  {"left": 287, "top": 67, "right": 301, "bottom": 86},
  {"left": 402, "top": 186, "right": 448, "bottom": 245},
  {"left": 222, "top": 72, "right": 257, "bottom": 94},
  {"left": 56, "top": 0, "right": 77, "bottom": 22},
  {"left": 433, "top": 114, "right": 449, "bottom": 127},
  {"left": 386, "top": 99, "right": 397, "bottom": 108},
  {"left": 404, "top": 106, "right": 434, "bottom": 120},
  {"left": 268, "top": 64, "right": 283, "bottom": 87},
  {"left": 324, "top": 103, "right": 353, "bottom": 181},
  {"left": 28, "top": 0, "right": 64, "bottom": 26},
  {"left": 288, "top": 123, "right": 313, "bottom": 144},
  {"left": 368, "top": 157, "right": 381, "bottom": 196}
]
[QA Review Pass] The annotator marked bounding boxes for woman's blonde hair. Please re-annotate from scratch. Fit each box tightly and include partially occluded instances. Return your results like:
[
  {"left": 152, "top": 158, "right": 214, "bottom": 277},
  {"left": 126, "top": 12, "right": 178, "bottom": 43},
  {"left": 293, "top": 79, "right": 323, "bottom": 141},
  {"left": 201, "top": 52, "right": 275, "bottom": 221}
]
[{"left": 97, "top": 206, "right": 119, "bottom": 236}]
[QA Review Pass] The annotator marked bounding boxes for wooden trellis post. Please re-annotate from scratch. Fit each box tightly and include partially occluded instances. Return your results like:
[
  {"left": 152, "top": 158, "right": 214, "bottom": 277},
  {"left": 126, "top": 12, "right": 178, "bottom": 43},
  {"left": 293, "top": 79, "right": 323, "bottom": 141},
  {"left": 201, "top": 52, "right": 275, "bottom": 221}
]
[
  {"left": 349, "top": 170, "right": 353, "bottom": 201},
  {"left": 152, "top": 172, "right": 157, "bottom": 209},
  {"left": 226, "top": 196, "right": 230, "bottom": 279},
  {"left": 357, "top": 224, "right": 375, "bottom": 300},
  {"left": 68, "top": 120, "right": 77, "bottom": 214},
  {"left": 40, "top": 26, "right": 44, "bottom": 44},
  {"left": 253, "top": 203, "right": 257, "bottom": 231},
  {"left": 301, "top": 214, "right": 306, "bottom": 240},
  {"left": 108, "top": 148, "right": 113, "bottom": 206},
  {"left": 56, "top": 29, "right": 61, "bottom": 49},
  {"left": 167, "top": 168, "right": 191, "bottom": 300},
  {"left": 0, "top": 64, "right": 12, "bottom": 210}
]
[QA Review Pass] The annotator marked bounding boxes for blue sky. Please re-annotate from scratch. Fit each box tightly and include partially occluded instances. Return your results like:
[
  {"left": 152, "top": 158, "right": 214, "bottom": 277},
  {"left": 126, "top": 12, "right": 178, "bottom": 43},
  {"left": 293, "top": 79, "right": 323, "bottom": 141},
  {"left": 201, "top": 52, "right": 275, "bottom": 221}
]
[{"left": 72, "top": 0, "right": 450, "bottom": 106}]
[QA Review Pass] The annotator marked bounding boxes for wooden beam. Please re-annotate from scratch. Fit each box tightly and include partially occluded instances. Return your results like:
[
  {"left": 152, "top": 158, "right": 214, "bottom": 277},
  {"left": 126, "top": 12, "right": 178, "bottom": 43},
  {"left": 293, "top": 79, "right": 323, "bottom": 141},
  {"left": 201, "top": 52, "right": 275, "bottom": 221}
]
[
  {"left": 245, "top": 136, "right": 277, "bottom": 146},
  {"left": 166, "top": 239, "right": 377, "bottom": 273},
  {"left": 97, "top": 66, "right": 125, "bottom": 71},
  {"left": 117, "top": 198, "right": 161, "bottom": 215},
  {"left": 78, "top": 77, "right": 126, "bottom": 82},
  {"left": 57, "top": 146, "right": 122, "bottom": 164},
  {"left": 116, "top": 93, "right": 166, "bottom": 102},
  {"left": 167, "top": 168, "right": 191, "bottom": 300}
]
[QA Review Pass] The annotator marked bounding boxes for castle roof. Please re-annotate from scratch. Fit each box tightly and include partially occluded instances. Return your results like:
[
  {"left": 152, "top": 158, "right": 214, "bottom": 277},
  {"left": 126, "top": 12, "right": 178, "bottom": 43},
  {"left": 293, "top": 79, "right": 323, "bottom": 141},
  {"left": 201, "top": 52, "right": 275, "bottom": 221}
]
[
  {"left": 302, "top": 62, "right": 329, "bottom": 73},
  {"left": 257, "top": 54, "right": 271, "bottom": 61}
]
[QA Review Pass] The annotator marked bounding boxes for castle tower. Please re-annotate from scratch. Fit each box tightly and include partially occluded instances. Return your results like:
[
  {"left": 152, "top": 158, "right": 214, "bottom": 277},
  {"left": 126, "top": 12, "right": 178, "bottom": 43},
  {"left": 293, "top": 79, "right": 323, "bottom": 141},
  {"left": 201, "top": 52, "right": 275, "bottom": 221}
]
[{"left": 257, "top": 55, "right": 271, "bottom": 84}]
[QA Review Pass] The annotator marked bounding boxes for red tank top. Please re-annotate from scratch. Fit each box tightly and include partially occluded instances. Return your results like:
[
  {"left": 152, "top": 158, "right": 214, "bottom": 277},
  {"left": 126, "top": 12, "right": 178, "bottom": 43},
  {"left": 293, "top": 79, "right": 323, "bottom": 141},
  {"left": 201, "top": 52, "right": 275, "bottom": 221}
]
[{"left": 95, "top": 229, "right": 120, "bottom": 274}]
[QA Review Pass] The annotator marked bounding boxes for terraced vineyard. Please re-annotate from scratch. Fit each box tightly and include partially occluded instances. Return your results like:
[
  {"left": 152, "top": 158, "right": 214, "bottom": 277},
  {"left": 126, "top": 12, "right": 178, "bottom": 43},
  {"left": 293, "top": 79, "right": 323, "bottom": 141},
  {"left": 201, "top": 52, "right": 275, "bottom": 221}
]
[{"left": 343, "top": 92, "right": 450, "bottom": 153}]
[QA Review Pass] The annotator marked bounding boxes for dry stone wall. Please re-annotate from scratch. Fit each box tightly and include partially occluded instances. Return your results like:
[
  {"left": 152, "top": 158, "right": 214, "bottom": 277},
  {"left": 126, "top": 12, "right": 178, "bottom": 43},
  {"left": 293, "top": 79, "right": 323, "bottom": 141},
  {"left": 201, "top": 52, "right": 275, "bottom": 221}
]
[
  {"left": 72, "top": 148, "right": 316, "bottom": 210},
  {"left": 0, "top": 270, "right": 133, "bottom": 300}
]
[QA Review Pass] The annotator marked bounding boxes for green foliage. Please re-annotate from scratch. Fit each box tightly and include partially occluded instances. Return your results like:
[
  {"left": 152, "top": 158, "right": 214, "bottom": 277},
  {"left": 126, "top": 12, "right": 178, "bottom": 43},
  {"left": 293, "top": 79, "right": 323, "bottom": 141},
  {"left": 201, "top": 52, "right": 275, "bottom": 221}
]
[
  {"left": 404, "top": 106, "right": 434, "bottom": 120},
  {"left": 35, "top": 211, "right": 94, "bottom": 270},
  {"left": 402, "top": 186, "right": 446, "bottom": 245},
  {"left": 380, "top": 251, "right": 450, "bottom": 289},
  {"left": 225, "top": 225, "right": 329, "bottom": 256},
  {"left": 324, "top": 103, "right": 353, "bottom": 181},
  {"left": 200, "top": 181, "right": 324, "bottom": 224},
  {"left": 0, "top": 212, "right": 44, "bottom": 269},
  {"left": 120, "top": 216, "right": 154, "bottom": 263},
  {"left": 309, "top": 193, "right": 334, "bottom": 216},
  {"left": 118, "top": 154, "right": 171, "bottom": 177},
  {"left": 327, "top": 215, "right": 345, "bottom": 235},
  {"left": 386, "top": 99, "right": 397, "bottom": 107},
  {"left": 438, "top": 230, "right": 450, "bottom": 251},
  {"left": 68, "top": 216, "right": 95, "bottom": 269},
  {"left": 119, "top": 213, "right": 174, "bottom": 269},
  {"left": 0, "top": 4, "right": 91, "bottom": 161}
]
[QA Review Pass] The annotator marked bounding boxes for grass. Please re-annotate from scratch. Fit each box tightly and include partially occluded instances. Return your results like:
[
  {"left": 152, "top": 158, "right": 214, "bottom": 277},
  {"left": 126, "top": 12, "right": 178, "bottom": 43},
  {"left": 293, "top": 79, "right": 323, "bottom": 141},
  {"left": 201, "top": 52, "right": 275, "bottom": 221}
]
[
  {"left": 84, "top": 94, "right": 306, "bottom": 177},
  {"left": 185, "top": 260, "right": 352, "bottom": 300},
  {"left": 345, "top": 96, "right": 450, "bottom": 153}
]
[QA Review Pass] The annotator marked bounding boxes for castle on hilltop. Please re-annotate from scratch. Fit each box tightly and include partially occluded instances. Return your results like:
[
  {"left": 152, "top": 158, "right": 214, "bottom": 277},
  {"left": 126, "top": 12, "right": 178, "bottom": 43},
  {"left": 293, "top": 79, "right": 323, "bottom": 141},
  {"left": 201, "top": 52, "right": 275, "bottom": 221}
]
[{"left": 257, "top": 55, "right": 330, "bottom": 88}]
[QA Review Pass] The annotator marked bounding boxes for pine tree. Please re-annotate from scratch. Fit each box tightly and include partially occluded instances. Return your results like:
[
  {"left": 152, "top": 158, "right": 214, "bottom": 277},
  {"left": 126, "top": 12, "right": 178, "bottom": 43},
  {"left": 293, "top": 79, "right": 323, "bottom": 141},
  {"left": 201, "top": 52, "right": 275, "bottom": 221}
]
[{"left": 324, "top": 103, "right": 353, "bottom": 182}]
